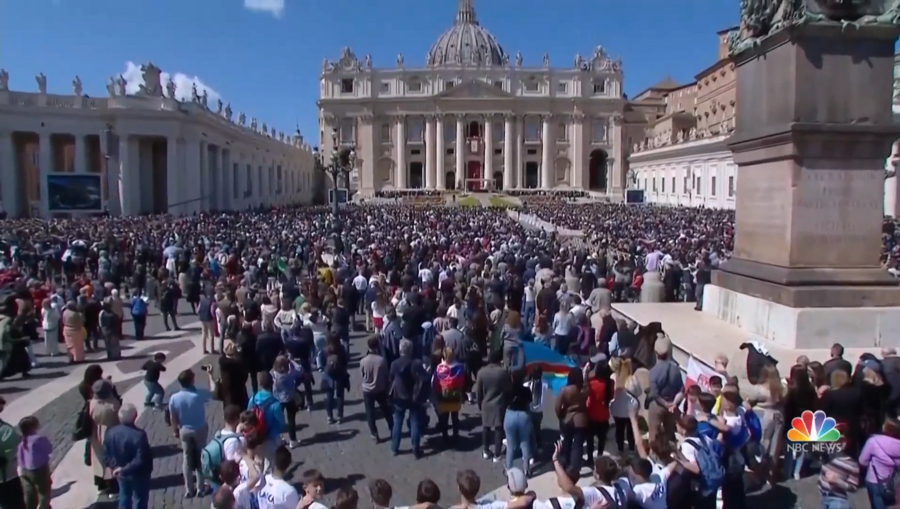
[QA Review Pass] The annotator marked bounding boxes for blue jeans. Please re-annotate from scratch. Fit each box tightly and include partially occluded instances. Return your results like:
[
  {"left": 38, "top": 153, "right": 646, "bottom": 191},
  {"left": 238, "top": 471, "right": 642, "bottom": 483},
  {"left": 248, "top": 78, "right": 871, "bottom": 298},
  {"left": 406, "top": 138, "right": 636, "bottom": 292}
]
[
  {"left": 325, "top": 377, "right": 345, "bottom": 420},
  {"left": 117, "top": 476, "right": 150, "bottom": 509},
  {"left": 782, "top": 446, "right": 806, "bottom": 480},
  {"left": 314, "top": 334, "right": 327, "bottom": 370},
  {"left": 521, "top": 301, "right": 536, "bottom": 332},
  {"left": 143, "top": 381, "right": 164, "bottom": 406},
  {"left": 867, "top": 480, "right": 896, "bottom": 509},
  {"left": 821, "top": 496, "right": 850, "bottom": 509},
  {"left": 391, "top": 400, "right": 424, "bottom": 454},
  {"left": 504, "top": 410, "right": 532, "bottom": 473}
]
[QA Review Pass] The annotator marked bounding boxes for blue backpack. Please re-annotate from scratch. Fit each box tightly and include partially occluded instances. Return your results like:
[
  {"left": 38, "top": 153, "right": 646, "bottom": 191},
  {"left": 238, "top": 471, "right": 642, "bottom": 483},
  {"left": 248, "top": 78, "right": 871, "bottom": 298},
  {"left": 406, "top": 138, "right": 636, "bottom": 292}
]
[{"left": 684, "top": 436, "right": 725, "bottom": 496}]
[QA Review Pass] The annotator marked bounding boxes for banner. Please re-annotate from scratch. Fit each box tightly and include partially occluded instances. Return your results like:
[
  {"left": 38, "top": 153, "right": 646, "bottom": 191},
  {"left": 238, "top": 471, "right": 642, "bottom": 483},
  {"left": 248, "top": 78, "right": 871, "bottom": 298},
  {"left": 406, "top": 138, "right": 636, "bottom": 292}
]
[{"left": 685, "top": 356, "right": 719, "bottom": 393}]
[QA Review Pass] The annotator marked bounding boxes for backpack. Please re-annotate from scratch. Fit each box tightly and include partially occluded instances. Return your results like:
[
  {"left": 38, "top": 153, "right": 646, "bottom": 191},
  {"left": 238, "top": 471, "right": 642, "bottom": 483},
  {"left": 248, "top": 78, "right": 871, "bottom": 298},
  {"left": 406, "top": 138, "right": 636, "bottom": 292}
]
[
  {"left": 247, "top": 398, "right": 277, "bottom": 438},
  {"left": 595, "top": 482, "right": 630, "bottom": 509},
  {"left": 0, "top": 420, "right": 18, "bottom": 482},
  {"left": 683, "top": 437, "right": 725, "bottom": 496},
  {"left": 200, "top": 432, "right": 241, "bottom": 481}
]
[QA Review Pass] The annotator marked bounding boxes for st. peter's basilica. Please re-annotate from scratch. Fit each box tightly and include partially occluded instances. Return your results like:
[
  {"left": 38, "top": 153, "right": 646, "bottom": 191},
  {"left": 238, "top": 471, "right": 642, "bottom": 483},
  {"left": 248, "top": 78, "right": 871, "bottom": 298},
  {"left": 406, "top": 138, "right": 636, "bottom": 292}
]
[{"left": 317, "top": 0, "right": 647, "bottom": 197}]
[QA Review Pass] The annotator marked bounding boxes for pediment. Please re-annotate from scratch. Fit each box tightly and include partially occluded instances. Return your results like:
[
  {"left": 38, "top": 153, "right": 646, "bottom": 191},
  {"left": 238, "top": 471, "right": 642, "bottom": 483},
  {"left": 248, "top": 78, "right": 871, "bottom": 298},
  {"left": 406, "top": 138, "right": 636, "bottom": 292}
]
[{"left": 436, "top": 80, "right": 512, "bottom": 100}]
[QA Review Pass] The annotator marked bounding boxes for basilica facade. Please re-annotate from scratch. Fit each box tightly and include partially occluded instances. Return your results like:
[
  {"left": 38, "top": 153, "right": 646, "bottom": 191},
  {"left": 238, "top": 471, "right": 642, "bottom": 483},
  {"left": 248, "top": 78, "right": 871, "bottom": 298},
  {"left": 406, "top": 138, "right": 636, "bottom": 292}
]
[{"left": 317, "top": 0, "right": 635, "bottom": 196}]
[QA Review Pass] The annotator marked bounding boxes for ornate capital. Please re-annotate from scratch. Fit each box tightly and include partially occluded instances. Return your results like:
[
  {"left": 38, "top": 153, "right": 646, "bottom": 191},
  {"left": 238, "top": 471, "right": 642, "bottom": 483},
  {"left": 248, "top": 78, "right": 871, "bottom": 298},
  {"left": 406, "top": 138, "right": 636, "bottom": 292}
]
[
  {"left": 572, "top": 112, "right": 585, "bottom": 125},
  {"left": 358, "top": 113, "right": 374, "bottom": 125},
  {"left": 540, "top": 113, "right": 553, "bottom": 123}
]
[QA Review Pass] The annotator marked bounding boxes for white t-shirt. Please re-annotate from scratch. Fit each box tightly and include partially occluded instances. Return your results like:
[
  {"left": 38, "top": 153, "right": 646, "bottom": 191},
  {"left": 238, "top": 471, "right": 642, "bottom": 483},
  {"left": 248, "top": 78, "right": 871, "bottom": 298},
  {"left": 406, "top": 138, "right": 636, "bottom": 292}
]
[
  {"left": 218, "top": 430, "right": 245, "bottom": 463},
  {"left": 256, "top": 475, "right": 299, "bottom": 509},
  {"left": 532, "top": 498, "right": 578, "bottom": 509},
  {"left": 623, "top": 467, "right": 671, "bottom": 509},
  {"left": 232, "top": 480, "right": 258, "bottom": 509},
  {"left": 581, "top": 482, "right": 628, "bottom": 508}
]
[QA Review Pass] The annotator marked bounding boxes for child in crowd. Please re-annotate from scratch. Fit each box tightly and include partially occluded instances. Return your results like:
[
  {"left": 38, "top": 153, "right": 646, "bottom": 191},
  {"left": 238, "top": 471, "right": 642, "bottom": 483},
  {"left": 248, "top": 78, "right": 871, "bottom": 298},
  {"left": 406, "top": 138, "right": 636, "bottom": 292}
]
[
  {"left": 302, "top": 469, "right": 329, "bottom": 509},
  {"left": 141, "top": 352, "right": 167, "bottom": 408},
  {"left": 17, "top": 415, "right": 53, "bottom": 509}
]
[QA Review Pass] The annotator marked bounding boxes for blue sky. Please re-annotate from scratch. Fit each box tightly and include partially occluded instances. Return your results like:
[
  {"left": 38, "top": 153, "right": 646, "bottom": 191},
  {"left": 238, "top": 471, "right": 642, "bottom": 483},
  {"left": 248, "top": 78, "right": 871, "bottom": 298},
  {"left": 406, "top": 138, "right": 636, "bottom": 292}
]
[{"left": 2, "top": 0, "right": 737, "bottom": 145}]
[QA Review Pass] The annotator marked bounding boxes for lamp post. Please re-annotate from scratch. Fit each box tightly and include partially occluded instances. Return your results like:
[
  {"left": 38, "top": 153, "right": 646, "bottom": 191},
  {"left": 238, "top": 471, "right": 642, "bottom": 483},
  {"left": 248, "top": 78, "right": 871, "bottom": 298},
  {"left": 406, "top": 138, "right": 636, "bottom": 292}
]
[{"left": 313, "top": 128, "right": 356, "bottom": 220}]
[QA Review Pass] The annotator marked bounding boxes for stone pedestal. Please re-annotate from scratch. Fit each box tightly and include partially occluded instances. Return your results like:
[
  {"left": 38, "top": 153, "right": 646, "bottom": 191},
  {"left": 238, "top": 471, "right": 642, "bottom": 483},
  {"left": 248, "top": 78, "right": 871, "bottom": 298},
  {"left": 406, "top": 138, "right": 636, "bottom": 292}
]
[
  {"left": 706, "top": 23, "right": 900, "bottom": 348},
  {"left": 640, "top": 272, "right": 665, "bottom": 303}
]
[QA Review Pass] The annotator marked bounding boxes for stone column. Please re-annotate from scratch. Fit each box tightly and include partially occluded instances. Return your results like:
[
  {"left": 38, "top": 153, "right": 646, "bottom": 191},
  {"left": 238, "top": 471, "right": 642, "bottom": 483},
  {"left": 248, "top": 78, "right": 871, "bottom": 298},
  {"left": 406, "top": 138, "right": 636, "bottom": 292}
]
[
  {"left": 455, "top": 116, "right": 465, "bottom": 189},
  {"left": 198, "top": 141, "right": 209, "bottom": 212},
  {"left": 885, "top": 140, "right": 900, "bottom": 216},
  {"left": 74, "top": 135, "right": 87, "bottom": 173},
  {"left": 359, "top": 114, "right": 375, "bottom": 194},
  {"left": 541, "top": 115, "right": 553, "bottom": 189},
  {"left": 118, "top": 136, "right": 137, "bottom": 216},
  {"left": 484, "top": 116, "right": 493, "bottom": 189},
  {"left": 396, "top": 117, "right": 407, "bottom": 188},
  {"left": 708, "top": 23, "right": 900, "bottom": 349},
  {"left": 503, "top": 114, "right": 514, "bottom": 190},
  {"left": 425, "top": 115, "right": 436, "bottom": 189},
  {"left": 38, "top": 133, "right": 51, "bottom": 217},
  {"left": 572, "top": 114, "right": 585, "bottom": 188},
  {"left": 436, "top": 116, "right": 445, "bottom": 190},
  {"left": 605, "top": 159, "right": 614, "bottom": 195},
  {"left": 0, "top": 131, "right": 19, "bottom": 217},
  {"left": 220, "top": 149, "right": 231, "bottom": 211},
  {"left": 515, "top": 117, "right": 524, "bottom": 188},
  {"left": 166, "top": 137, "right": 181, "bottom": 215}
]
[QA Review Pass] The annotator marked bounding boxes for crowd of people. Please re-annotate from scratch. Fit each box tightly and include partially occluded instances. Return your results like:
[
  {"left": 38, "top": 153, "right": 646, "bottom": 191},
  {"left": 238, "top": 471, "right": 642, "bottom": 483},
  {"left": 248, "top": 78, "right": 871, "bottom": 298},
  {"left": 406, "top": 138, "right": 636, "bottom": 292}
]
[{"left": 0, "top": 201, "right": 897, "bottom": 509}]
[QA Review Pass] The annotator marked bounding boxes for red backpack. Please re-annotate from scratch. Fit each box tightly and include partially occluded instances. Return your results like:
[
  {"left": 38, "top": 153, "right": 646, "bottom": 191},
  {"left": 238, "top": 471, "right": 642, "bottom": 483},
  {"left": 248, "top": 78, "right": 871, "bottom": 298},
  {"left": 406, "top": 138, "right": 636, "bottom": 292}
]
[{"left": 246, "top": 398, "right": 276, "bottom": 438}]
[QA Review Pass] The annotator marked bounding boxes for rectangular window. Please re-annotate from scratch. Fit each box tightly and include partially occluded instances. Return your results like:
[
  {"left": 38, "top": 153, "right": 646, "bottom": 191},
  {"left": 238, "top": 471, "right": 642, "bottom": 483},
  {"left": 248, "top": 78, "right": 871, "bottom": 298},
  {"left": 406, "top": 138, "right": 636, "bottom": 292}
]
[
  {"left": 683, "top": 176, "right": 688, "bottom": 194},
  {"left": 445, "top": 81, "right": 455, "bottom": 90},
  {"left": 593, "top": 81, "right": 606, "bottom": 94},
  {"left": 380, "top": 123, "right": 391, "bottom": 142},
  {"left": 380, "top": 81, "right": 390, "bottom": 93},
  {"left": 556, "top": 122, "right": 567, "bottom": 142},
  {"left": 711, "top": 176, "right": 717, "bottom": 196},
  {"left": 671, "top": 177, "right": 675, "bottom": 193},
  {"left": 643, "top": 179, "right": 647, "bottom": 191},
  {"left": 340, "top": 78, "right": 354, "bottom": 94},
  {"left": 407, "top": 117, "right": 424, "bottom": 142},
  {"left": 494, "top": 121, "right": 504, "bottom": 143},
  {"left": 661, "top": 177, "right": 666, "bottom": 193},
  {"left": 557, "top": 82, "right": 568, "bottom": 94},
  {"left": 493, "top": 80, "right": 504, "bottom": 90},
  {"left": 591, "top": 118, "right": 606, "bottom": 143},
  {"left": 525, "top": 80, "right": 539, "bottom": 92},
  {"left": 245, "top": 164, "right": 253, "bottom": 197},
  {"left": 652, "top": 178, "right": 657, "bottom": 192},
  {"left": 696, "top": 176, "right": 702, "bottom": 195},
  {"left": 525, "top": 119, "right": 540, "bottom": 141},
  {"left": 408, "top": 80, "right": 422, "bottom": 93},
  {"left": 339, "top": 118, "right": 355, "bottom": 144},
  {"left": 728, "top": 176, "right": 735, "bottom": 197},
  {"left": 445, "top": 121, "right": 456, "bottom": 143}
]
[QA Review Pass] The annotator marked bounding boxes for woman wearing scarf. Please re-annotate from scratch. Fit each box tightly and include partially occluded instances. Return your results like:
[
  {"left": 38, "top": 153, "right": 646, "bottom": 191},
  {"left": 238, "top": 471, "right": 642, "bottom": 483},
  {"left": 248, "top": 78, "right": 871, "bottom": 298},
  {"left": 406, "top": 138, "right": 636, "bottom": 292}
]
[
  {"left": 88, "top": 379, "right": 121, "bottom": 498},
  {"left": 62, "top": 300, "right": 86, "bottom": 363},
  {"left": 433, "top": 347, "right": 465, "bottom": 445}
]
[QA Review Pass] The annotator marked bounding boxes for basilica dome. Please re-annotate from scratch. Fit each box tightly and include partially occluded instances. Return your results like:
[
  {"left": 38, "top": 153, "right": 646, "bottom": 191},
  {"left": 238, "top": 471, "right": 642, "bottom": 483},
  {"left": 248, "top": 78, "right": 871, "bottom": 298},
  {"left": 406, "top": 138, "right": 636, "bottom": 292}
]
[{"left": 427, "top": 0, "right": 506, "bottom": 67}]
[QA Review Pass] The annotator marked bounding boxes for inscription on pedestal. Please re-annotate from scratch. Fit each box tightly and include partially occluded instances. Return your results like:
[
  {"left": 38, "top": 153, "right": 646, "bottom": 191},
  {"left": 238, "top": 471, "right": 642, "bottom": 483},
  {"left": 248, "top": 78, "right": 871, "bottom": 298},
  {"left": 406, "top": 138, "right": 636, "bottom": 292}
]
[
  {"left": 793, "top": 169, "right": 882, "bottom": 266},
  {"left": 733, "top": 167, "right": 790, "bottom": 263}
]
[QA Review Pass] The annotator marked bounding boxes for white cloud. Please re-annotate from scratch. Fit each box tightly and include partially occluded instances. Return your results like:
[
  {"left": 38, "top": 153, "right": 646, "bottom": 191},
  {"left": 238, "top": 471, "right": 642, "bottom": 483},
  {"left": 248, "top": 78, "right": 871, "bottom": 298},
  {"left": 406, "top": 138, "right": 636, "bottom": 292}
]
[
  {"left": 119, "top": 61, "right": 222, "bottom": 103},
  {"left": 243, "top": 0, "right": 284, "bottom": 18}
]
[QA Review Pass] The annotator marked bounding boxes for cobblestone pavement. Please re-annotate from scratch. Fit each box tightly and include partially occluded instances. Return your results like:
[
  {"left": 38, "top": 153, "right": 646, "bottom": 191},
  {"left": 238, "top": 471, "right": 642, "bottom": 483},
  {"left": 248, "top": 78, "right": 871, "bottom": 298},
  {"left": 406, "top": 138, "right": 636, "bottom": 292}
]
[{"left": 0, "top": 302, "right": 863, "bottom": 509}]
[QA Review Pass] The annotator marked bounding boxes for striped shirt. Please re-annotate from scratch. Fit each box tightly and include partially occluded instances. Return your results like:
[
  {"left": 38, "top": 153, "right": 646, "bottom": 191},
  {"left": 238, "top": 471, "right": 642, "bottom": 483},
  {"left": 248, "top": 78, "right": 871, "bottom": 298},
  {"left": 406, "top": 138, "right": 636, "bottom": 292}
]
[{"left": 819, "top": 455, "right": 860, "bottom": 499}]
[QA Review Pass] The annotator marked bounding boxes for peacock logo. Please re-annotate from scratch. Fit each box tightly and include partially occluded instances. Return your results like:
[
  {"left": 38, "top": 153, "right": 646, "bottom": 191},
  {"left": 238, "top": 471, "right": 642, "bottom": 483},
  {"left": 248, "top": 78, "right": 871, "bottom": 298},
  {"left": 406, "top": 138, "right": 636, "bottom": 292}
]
[{"left": 786, "top": 410, "right": 844, "bottom": 454}]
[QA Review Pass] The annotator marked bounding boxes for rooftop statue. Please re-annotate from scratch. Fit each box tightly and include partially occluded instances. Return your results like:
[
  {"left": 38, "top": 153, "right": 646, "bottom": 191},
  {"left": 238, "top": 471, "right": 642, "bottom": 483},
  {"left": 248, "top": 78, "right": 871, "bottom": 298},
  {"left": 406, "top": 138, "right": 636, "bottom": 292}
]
[
  {"left": 397, "top": 53, "right": 404, "bottom": 67},
  {"left": 139, "top": 63, "right": 163, "bottom": 96},
  {"left": 191, "top": 83, "right": 200, "bottom": 103},
  {"left": 72, "top": 76, "right": 83, "bottom": 96},
  {"left": 729, "top": 0, "right": 900, "bottom": 55},
  {"left": 216, "top": 99, "right": 223, "bottom": 114},
  {"left": 364, "top": 54, "right": 372, "bottom": 70},
  {"left": 543, "top": 53, "right": 550, "bottom": 68},
  {"left": 106, "top": 77, "right": 116, "bottom": 97},
  {"left": 238, "top": 112, "right": 246, "bottom": 126},
  {"left": 224, "top": 103, "right": 233, "bottom": 121},
  {"left": 0, "top": 69, "right": 8, "bottom": 91},
  {"left": 116, "top": 75, "right": 127, "bottom": 96},
  {"left": 166, "top": 77, "right": 176, "bottom": 99},
  {"left": 515, "top": 52, "right": 523, "bottom": 68},
  {"left": 201, "top": 89, "right": 208, "bottom": 108},
  {"left": 35, "top": 73, "right": 47, "bottom": 94}
]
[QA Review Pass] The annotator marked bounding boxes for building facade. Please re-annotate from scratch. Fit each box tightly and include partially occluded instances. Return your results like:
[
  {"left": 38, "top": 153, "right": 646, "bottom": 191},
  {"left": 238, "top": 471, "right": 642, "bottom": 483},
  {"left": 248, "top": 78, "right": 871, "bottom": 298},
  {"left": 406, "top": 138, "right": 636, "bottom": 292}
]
[
  {"left": 318, "top": 0, "right": 632, "bottom": 196},
  {"left": 0, "top": 64, "right": 317, "bottom": 218},
  {"left": 628, "top": 31, "right": 900, "bottom": 213}
]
